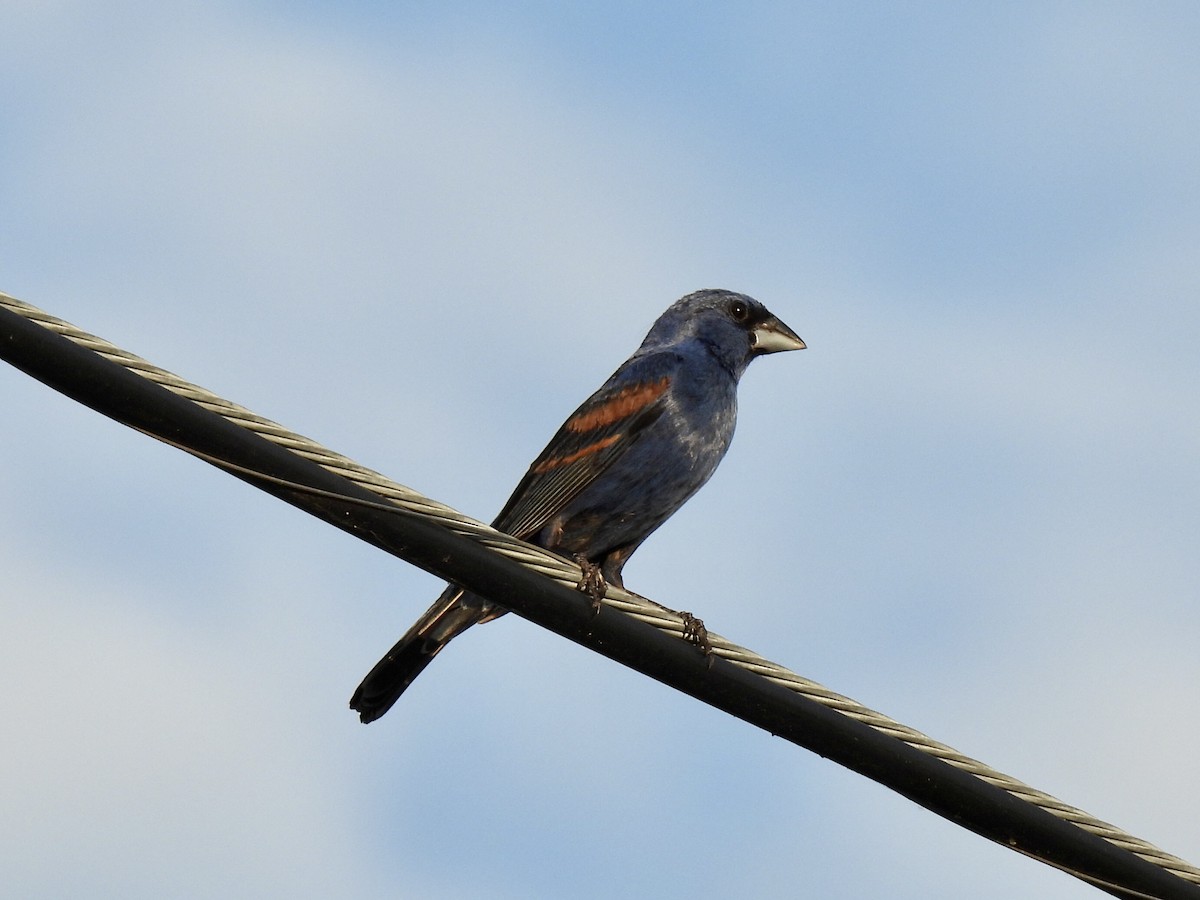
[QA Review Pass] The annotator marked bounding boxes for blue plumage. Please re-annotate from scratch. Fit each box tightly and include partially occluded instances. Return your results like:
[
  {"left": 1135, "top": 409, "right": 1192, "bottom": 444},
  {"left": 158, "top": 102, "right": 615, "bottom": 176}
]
[{"left": 351, "top": 289, "right": 804, "bottom": 722}]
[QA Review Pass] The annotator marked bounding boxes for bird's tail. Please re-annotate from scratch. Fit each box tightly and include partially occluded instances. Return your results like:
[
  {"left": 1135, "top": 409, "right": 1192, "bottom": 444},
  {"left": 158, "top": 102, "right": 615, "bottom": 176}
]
[{"left": 349, "top": 586, "right": 503, "bottom": 723}]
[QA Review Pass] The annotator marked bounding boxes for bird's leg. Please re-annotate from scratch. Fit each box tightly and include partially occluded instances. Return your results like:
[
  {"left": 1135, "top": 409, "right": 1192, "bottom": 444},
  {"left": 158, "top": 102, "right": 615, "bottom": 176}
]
[
  {"left": 573, "top": 554, "right": 607, "bottom": 612},
  {"left": 679, "top": 610, "right": 713, "bottom": 657}
]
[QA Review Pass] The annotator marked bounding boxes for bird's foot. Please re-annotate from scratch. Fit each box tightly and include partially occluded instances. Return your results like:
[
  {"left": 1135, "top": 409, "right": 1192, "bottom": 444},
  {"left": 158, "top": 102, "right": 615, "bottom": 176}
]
[
  {"left": 574, "top": 554, "right": 607, "bottom": 613},
  {"left": 679, "top": 611, "right": 713, "bottom": 657}
]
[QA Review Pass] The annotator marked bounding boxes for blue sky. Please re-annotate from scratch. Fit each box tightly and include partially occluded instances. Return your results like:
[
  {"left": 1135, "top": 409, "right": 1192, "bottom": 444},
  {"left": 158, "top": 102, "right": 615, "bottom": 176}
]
[{"left": 3, "top": 3, "right": 1199, "bottom": 898}]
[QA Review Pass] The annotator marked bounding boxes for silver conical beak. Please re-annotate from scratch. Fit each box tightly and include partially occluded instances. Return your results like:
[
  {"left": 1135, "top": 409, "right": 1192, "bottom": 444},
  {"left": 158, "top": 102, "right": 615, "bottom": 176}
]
[{"left": 751, "top": 315, "right": 806, "bottom": 354}]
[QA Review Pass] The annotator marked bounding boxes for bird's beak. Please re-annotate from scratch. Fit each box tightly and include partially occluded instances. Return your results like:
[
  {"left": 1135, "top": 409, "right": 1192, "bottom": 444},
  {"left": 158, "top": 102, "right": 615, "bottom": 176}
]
[{"left": 751, "top": 315, "right": 806, "bottom": 354}]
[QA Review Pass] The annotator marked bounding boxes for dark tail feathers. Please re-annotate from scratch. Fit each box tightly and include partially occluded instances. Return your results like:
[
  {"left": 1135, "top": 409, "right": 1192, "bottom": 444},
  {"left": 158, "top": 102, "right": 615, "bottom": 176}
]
[{"left": 349, "top": 587, "right": 502, "bottom": 723}]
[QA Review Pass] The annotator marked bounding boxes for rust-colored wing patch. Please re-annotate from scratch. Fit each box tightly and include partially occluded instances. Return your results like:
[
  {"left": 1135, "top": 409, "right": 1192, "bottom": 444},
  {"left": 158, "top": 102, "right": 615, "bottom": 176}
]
[
  {"left": 532, "top": 434, "right": 623, "bottom": 473},
  {"left": 565, "top": 376, "right": 671, "bottom": 433},
  {"left": 491, "top": 366, "right": 674, "bottom": 539}
]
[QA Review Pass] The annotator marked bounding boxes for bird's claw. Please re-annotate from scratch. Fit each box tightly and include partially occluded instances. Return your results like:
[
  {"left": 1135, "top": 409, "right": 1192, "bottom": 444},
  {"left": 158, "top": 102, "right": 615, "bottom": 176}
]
[
  {"left": 679, "top": 610, "right": 712, "bottom": 657},
  {"left": 574, "top": 554, "right": 607, "bottom": 613}
]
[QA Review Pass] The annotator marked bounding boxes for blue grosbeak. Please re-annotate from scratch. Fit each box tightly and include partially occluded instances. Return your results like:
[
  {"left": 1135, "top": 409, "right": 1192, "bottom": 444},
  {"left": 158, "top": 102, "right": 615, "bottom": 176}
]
[{"left": 351, "top": 289, "right": 804, "bottom": 722}]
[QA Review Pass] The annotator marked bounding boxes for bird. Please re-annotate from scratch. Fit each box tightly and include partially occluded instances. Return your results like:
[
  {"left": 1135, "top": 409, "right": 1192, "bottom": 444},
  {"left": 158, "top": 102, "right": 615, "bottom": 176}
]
[{"left": 350, "top": 289, "right": 804, "bottom": 723}]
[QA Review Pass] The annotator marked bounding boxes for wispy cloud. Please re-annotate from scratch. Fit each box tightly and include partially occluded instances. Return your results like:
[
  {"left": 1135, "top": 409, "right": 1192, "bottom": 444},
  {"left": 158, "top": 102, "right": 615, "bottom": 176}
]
[{"left": 2, "top": 3, "right": 1198, "bottom": 897}]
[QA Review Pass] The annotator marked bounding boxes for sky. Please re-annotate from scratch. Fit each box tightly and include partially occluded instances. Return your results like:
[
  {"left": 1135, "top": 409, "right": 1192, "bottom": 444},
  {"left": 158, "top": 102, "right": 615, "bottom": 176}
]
[{"left": 2, "top": 2, "right": 1199, "bottom": 898}]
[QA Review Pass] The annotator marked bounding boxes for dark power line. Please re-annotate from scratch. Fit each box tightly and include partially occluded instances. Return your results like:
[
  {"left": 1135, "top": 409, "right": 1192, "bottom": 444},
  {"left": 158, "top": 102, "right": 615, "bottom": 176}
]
[{"left": 2, "top": 292, "right": 1197, "bottom": 900}]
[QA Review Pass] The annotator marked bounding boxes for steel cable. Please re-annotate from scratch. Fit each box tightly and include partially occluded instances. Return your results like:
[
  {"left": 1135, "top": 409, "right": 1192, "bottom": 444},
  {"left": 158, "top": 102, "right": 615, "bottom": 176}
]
[{"left": 3, "top": 290, "right": 1196, "bottom": 896}]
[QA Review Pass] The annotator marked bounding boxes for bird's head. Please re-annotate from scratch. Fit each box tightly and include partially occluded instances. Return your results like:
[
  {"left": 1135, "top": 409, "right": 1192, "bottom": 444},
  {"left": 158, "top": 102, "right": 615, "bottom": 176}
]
[{"left": 643, "top": 289, "right": 805, "bottom": 379}]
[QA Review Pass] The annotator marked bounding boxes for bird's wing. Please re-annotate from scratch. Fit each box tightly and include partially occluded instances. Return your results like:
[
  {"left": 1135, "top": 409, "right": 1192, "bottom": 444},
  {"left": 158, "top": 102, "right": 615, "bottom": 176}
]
[{"left": 493, "top": 352, "right": 677, "bottom": 540}]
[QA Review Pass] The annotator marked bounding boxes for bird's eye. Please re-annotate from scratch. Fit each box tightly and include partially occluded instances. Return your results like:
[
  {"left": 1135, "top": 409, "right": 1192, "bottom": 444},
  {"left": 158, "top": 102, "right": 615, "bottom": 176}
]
[{"left": 729, "top": 299, "right": 749, "bottom": 321}]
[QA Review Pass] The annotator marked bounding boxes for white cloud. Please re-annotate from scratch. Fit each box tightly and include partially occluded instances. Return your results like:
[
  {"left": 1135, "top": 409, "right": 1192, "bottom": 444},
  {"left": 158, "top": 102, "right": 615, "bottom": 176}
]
[{"left": 3, "top": 3, "right": 1199, "bottom": 898}]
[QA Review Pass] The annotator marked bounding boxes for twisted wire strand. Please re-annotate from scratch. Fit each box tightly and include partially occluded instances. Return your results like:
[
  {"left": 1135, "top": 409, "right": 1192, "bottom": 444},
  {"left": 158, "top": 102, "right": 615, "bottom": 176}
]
[{"left": 4, "top": 291, "right": 1197, "bottom": 888}]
